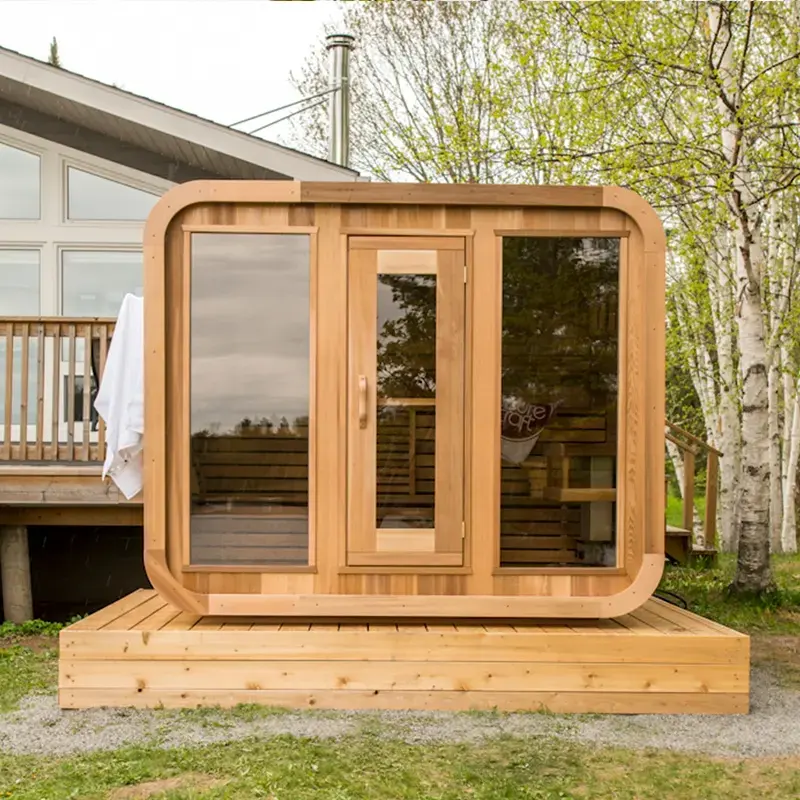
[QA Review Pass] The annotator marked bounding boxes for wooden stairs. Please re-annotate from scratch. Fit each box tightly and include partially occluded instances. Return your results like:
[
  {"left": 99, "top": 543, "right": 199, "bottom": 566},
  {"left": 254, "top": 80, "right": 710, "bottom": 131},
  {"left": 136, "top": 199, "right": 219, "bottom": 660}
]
[{"left": 665, "top": 421, "right": 721, "bottom": 566}]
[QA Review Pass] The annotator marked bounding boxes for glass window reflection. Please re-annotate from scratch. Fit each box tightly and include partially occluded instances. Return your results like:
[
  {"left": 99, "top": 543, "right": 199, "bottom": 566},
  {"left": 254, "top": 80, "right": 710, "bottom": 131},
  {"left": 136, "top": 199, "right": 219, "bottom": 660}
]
[
  {"left": 62, "top": 251, "right": 143, "bottom": 317},
  {"left": 0, "top": 142, "right": 40, "bottom": 219},
  {"left": 500, "top": 237, "right": 620, "bottom": 568},
  {"left": 67, "top": 167, "right": 159, "bottom": 221},
  {"left": 190, "top": 233, "right": 311, "bottom": 566}
]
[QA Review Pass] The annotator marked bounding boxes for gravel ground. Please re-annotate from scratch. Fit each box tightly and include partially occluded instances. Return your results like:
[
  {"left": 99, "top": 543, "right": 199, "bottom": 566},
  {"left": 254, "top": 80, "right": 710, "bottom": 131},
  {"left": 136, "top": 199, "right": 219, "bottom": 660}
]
[{"left": 1, "top": 667, "right": 797, "bottom": 759}]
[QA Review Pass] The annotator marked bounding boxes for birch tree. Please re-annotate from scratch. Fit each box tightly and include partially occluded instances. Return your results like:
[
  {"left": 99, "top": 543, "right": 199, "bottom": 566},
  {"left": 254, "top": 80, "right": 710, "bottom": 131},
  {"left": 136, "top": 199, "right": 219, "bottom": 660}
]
[
  {"left": 293, "top": 0, "right": 800, "bottom": 592},
  {"left": 511, "top": 0, "right": 799, "bottom": 591}
]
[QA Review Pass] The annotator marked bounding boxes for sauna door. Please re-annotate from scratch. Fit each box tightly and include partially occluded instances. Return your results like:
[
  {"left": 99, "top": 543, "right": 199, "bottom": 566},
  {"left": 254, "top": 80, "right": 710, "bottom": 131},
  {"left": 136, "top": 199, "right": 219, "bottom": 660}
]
[{"left": 347, "top": 236, "right": 466, "bottom": 566}]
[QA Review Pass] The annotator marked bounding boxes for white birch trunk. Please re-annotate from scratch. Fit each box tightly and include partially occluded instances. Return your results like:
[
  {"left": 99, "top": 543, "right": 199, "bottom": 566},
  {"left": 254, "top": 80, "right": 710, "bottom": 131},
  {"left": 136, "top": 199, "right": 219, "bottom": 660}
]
[
  {"left": 766, "top": 196, "right": 785, "bottom": 553},
  {"left": 781, "top": 386, "right": 800, "bottom": 554},
  {"left": 709, "top": 3, "right": 774, "bottom": 592},
  {"left": 781, "top": 344, "right": 794, "bottom": 511},
  {"left": 767, "top": 357, "right": 783, "bottom": 552},
  {"left": 707, "top": 229, "right": 741, "bottom": 551}
]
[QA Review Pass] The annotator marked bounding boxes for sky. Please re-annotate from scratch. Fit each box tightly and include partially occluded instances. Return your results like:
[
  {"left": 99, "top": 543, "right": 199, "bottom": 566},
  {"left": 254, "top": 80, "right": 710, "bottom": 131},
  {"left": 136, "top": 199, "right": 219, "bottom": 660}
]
[{"left": 1, "top": 0, "right": 344, "bottom": 145}]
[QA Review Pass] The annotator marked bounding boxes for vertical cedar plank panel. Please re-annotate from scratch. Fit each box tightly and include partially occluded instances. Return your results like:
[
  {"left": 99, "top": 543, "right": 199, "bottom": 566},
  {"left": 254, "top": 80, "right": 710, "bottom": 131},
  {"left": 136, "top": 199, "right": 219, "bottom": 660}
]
[
  {"left": 462, "top": 229, "right": 474, "bottom": 569},
  {"left": 308, "top": 230, "right": 318, "bottom": 569},
  {"left": 625, "top": 226, "right": 645, "bottom": 573},
  {"left": 645, "top": 247, "right": 666, "bottom": 555},
  {"left": 615, "top": 238, "right": 629, "bottom": 569},
  {"left": 469, "top": 209, "right": 504, "bottom": 594},
  {"left": 315, "top": 205, "right": 346, "bottom": 593},
  {"left": 179, "top": 232, "right": 192, "bottom": 568},
  {"left": 165, "top": 215, "right": 186, "bottom": 579},
  {"left": 435, "top": 248, "right": 466, "bottom": 557},
  {"left": 143, "top": 194, "right": 168, "bottom": 577},
  {"left": 289, "top": 205, "right": 316, "bottom": 226},
  {"left": 445, "top": 207, "right": 472, "bottom": 229},
  {"left": 364, "top": 206, "right": 396, "bottom": 229},
  {"left": 346, "top": 249, "right": 379, "bottom": 558},
  {"left": 342, "top": 206, "right": 368, "bottom": 228}
]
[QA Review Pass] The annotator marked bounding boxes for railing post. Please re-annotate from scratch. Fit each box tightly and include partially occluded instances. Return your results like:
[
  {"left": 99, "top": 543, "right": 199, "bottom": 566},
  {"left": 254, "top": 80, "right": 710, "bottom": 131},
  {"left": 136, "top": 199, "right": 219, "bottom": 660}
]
[
  {"left": 2, "top": 322, "right": 13, "bottom": 460},
  {"left": 1, "top": 316, "right": 116, "bottom": 464},
  {"left": 704, "top": 450, "right": 719, "bottom": 552},
  {"left": 682, "top": 448, "right": 695, "bottom": 536}
]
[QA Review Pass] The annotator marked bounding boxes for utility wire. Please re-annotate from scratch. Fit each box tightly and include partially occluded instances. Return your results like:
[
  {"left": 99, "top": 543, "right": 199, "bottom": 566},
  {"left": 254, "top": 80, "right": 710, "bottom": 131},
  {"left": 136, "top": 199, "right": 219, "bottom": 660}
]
[
  {"left": 230, "top": 86, "right": 339, "bottom": 128},
  {"left": 248, "top": 97, "right": 328, "bottom": 135}
]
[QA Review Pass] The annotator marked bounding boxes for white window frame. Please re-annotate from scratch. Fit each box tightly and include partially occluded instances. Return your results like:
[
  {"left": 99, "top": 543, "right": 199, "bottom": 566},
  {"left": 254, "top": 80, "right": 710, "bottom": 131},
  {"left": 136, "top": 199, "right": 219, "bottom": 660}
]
[{"left": 0, "top": 122, "right": 173, "bottom": 316}]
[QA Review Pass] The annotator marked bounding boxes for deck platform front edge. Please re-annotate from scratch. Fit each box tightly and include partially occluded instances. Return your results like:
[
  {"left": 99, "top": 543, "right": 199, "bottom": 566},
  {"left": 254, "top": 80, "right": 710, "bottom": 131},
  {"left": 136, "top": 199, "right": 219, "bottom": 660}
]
[{"left": 59, "top": 590, "right": 750, "bottom": 715}]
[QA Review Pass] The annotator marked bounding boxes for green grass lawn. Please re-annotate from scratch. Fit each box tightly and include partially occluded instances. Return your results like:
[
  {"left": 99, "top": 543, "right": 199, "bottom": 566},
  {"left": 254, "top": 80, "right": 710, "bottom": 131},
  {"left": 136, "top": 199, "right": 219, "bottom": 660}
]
[
  {"left": 0, "top": 556, "right": 797, "bottom": 798},
  {"left": 1, "top": 734, "right": 800, "bottom": 800},
  {"left": 0, "top": 646, "right": 58, "bottom": 713},
  {"left": 659, "top": 553, "right": 800, "bottom": 634}
]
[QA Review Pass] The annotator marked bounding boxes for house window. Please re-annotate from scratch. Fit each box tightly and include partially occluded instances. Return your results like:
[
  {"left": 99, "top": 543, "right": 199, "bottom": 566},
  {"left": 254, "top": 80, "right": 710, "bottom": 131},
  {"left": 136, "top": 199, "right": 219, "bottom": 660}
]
[
  {"left": 61, "top": 251, "right": 143, "bottom": 317},
  {"left": 0, "top": 250, "right": 40, "bottom": 426},
  {"left": 0, "top": 142, "right": 40, "bottom": 219},
  {"left": 66, "top": 167, "right": 159, "bottom": 221},
  {"left": 0, "top": 250, "right": 40, "bottom": 315}
]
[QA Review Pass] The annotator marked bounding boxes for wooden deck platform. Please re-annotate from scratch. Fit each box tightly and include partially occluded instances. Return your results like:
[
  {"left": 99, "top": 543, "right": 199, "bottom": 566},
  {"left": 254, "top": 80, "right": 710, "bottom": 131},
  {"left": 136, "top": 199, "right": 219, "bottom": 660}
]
[{"left": 59, "top": 590, "right": 750, "bottom": 714}]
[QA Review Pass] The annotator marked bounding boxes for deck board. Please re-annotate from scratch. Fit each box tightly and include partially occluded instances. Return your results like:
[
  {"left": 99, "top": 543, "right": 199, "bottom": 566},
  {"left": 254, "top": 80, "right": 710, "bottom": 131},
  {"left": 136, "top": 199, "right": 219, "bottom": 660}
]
[{"left": 59, "top": 591, "right": 750, "bottom": 714}]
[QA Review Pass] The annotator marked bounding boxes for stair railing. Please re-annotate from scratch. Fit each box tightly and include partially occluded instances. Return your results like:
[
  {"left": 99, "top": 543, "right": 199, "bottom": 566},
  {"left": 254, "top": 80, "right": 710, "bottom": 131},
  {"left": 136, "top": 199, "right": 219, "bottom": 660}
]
[{"left": 665, "top": 420, "right": 722, "bottom": 552}]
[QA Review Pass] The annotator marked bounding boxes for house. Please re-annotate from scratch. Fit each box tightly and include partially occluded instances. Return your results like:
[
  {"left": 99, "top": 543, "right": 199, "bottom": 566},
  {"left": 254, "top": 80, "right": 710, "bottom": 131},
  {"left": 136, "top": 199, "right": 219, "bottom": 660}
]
[
  {"left": 0, "top": 45, "right": 359, "bottom": 621},
  {"left": 56, "top": 180, "right": 749, "bottom": 715}
]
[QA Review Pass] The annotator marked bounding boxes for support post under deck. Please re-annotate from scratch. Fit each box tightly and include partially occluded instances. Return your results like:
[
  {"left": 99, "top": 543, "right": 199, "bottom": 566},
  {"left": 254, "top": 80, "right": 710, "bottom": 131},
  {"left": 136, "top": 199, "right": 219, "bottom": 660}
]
[{"left": 0, "top": 525, "right": 33, "bottom": 623}]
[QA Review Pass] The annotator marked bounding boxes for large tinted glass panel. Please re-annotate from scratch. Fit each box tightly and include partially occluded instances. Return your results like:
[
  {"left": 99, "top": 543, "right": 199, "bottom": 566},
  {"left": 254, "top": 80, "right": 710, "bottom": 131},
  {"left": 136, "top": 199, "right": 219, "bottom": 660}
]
[
  {"left": 376, "top": 274, "right": 436, "bottom": 529},
  {"left": 0, "top": 142, "right": 39, "bottom": 219},
  {"left": 500, "top": 237, "right": 619, "bottom": 568},
  {"left": 190, "top": 233, "right": 310, "bottom": 566},
  {"left": 67, "top": 167, "right": 159, "bottom": 221}
]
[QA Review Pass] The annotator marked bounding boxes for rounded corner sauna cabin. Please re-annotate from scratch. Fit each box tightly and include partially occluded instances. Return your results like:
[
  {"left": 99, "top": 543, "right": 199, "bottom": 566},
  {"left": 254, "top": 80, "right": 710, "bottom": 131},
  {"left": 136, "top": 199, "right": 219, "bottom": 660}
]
[{"left": 141, "top": 182, "right": 666, "bottom": 619}]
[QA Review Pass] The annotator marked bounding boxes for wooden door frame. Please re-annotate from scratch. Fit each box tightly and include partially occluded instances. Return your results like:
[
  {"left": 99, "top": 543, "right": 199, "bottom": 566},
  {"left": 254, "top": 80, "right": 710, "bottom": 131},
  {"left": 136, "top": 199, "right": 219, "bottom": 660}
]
[{"left": 346, "top": 236, "right": 467, "bottom": 568}]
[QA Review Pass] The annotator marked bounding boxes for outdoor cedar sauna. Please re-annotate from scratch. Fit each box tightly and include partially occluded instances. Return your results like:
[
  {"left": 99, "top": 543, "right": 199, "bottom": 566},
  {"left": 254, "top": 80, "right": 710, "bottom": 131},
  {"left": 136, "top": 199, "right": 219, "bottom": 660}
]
[
  {"left": 143, "top": 181, "right": 665, "bottom": 617},
  {"left": 58, "top": 183, "right": 750, "bottom": 714}
]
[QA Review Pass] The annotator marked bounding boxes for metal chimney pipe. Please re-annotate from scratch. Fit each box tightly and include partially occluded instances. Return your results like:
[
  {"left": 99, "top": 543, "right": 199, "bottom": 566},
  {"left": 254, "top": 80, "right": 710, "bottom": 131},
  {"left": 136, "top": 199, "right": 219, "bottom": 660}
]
[{"left": 326, "top": 33, "right": 355, "bottom": 168}]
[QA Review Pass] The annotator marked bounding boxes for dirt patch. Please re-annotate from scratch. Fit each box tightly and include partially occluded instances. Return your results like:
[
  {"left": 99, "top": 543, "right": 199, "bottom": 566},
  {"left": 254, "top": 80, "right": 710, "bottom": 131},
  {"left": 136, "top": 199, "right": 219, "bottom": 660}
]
[
  {"left": 751, "top": 635, "right": 800, "bottom": 687},
  {"left": 108, "top": 773, "right": 226, "bottom": 799},
  {"left": 0, "top": 636, "right": 58, "bottom": 654}
]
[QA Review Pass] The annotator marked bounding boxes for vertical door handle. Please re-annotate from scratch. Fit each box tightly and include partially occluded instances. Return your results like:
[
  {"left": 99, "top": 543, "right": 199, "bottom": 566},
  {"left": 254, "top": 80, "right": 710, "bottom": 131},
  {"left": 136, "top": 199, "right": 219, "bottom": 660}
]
[{"left": 358, "top": 375, "right": 368, "bottom": 428}]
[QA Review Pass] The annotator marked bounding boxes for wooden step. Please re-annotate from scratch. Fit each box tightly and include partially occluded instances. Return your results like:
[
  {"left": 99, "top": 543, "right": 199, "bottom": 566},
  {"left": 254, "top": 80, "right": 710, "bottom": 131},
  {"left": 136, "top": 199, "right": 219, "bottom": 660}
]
[{"left": 665, "top": 525, "right": 692, "bottom": 564}]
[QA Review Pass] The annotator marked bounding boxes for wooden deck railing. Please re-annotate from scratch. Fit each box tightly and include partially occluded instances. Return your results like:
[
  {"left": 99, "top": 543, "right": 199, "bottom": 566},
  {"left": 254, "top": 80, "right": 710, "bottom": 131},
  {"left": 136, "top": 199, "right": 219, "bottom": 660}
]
[
  {"left": 665, "top": 420, "right": 721, "bottom": 552},
  {"left": 0, "top": 317, "right": 116, "bottom": 462}
]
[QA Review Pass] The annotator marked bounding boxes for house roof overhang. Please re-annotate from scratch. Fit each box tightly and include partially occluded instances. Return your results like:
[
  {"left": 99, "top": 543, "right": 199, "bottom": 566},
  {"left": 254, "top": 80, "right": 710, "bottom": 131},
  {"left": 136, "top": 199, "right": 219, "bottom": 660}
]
[{"left": 0, "top": 46, "right": 360, "bottom": 183}]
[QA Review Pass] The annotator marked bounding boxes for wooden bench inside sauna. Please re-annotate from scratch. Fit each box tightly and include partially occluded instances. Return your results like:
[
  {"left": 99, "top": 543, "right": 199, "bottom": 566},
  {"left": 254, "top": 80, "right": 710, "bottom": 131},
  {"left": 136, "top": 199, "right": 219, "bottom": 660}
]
[{"left": 57, "top": 183, "right": 749, "bottom": 714}]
